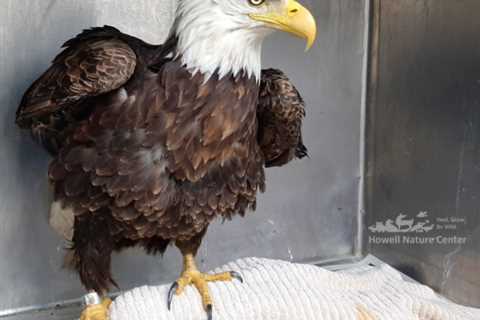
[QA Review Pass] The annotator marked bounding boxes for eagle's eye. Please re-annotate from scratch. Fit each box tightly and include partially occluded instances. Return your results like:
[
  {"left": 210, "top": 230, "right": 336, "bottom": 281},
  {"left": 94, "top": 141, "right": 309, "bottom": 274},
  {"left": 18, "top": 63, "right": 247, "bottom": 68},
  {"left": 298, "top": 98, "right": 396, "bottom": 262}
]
[{"left": 249, "top": 0, "right": 266, "bottom": 6}]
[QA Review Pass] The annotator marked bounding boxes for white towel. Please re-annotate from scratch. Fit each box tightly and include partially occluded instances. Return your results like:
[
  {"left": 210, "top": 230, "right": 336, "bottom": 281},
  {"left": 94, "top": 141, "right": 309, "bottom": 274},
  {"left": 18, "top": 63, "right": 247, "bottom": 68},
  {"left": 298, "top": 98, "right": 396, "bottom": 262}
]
[{"left": 109, "top": 257, "right": 480, "bottom": 320}]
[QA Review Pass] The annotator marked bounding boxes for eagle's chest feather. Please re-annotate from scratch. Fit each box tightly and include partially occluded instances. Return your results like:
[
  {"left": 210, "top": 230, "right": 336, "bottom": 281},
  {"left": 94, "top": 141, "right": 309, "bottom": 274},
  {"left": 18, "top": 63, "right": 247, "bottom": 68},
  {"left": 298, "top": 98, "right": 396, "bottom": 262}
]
[{"left": 143, "top": 61, "right": 263, "bottom": 183}]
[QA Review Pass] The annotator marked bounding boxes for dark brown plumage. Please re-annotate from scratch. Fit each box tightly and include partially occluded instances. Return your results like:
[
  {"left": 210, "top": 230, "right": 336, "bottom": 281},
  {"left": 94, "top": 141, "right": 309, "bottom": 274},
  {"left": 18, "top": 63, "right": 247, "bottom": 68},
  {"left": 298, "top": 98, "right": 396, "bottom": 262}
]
[
  {"left": 16, "top": 26, "right": 307, "bottom": 294},
  {"left": 258, "top": 69, "right": 308, "bottom": 167}
]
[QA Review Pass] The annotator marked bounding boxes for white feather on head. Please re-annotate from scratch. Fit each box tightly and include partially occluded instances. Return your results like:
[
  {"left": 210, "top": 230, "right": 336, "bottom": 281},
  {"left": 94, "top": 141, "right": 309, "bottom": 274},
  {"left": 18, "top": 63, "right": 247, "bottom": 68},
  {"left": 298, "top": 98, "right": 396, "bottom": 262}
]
[{"left": 173, "top": 0, "right": 283, "bottom": 81}]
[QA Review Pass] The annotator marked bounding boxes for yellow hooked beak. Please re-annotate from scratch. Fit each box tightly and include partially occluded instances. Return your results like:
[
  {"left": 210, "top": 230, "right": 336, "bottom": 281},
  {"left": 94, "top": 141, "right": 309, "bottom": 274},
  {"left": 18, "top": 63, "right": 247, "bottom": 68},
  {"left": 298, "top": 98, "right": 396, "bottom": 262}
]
[{"left": 249, "top": 0, "right": 317, "bottom": 50}]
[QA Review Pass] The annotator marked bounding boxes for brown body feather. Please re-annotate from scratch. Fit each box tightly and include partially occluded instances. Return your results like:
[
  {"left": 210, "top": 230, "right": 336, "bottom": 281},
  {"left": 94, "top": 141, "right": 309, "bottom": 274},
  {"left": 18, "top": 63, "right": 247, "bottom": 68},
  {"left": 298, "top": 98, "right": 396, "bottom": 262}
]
[{"left": 16, "top": 26, "right": 307, "bottom": 293}]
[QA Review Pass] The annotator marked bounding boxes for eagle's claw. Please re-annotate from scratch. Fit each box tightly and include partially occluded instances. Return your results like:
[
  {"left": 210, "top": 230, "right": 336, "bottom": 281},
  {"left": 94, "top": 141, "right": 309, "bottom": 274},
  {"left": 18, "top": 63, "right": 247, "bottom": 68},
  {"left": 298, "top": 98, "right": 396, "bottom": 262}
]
[
  {"left": 167, "top": 282, "right": 179, "bottom": 310},
  {"left": 206, "top": 304, "right": 213, "bottom": 320},
  {"left": 230, "top": 271, "right": 244, "bottom": 283}
]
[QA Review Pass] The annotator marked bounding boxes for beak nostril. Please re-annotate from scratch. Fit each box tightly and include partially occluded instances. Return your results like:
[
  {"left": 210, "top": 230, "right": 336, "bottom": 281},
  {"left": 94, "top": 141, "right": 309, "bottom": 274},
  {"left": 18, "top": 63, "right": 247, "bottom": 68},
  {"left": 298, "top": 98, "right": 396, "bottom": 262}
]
[{"left": 290, "top": 9, "right": 299, "bottom": 13}]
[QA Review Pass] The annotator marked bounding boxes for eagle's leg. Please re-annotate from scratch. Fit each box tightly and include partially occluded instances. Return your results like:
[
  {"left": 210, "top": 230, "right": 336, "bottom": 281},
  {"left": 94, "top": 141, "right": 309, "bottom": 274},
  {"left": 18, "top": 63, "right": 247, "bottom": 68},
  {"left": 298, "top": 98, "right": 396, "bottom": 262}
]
[
  {"left": 71, "top": 216, "right": 115, "bottom": 320},
  {"left": 168, "top": 231, "right": 243, "bottom": 319}
]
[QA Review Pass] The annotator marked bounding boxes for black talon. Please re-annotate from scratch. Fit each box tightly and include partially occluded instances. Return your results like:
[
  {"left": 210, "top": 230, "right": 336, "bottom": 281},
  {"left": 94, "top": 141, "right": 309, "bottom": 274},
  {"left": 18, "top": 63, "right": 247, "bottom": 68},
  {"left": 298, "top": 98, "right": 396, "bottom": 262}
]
[
  {"left": 206, "top": 304, "right": 213, "bottom": 320},
  {"left": 230, "top": 271, "right": 244, "bottom": 283},
  {"left": 167, "top": 282, "right": 178, "bottom": 311}
]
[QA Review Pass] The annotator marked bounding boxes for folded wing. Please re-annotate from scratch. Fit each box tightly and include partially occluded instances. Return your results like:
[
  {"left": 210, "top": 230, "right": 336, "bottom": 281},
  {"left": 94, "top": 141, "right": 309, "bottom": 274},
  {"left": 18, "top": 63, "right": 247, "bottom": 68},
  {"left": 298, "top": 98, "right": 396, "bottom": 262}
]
[
  {"left": 16, "top": 26, "right": 137, "bottom": 154},
  {"left": 257, "top": 69, "right": 308, "bottom": 168}
]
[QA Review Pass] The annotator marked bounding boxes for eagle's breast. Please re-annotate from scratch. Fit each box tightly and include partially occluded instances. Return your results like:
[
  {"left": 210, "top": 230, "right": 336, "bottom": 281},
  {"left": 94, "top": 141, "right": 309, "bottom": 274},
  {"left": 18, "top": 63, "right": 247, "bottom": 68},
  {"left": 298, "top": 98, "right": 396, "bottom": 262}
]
[
  {"left": 150, "top": 60, "right": 266, "bottom": 230},
  {"left": 157, "top": 61, "right": 262, "bottom": 183},
  {"left": 49, "top": 59, "right": 266, "bottom": 242}
]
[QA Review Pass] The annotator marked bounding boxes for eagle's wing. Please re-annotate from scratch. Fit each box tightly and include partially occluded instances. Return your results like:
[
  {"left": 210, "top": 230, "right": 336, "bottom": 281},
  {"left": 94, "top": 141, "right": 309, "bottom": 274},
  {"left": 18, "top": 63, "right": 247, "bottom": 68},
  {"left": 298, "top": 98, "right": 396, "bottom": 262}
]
[
  {"left": 16, "top": 26, "right": 137, "bottom": 127},
  {"left": 257, "top": 69, "right": 308, "bottom": 168}
]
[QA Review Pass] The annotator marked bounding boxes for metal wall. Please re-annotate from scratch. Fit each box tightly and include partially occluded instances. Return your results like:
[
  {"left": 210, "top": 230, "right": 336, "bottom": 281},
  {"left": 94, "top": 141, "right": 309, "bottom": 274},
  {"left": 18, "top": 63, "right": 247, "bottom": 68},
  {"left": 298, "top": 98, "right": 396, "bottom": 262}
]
[
  {"left": 365, "top": 0, "right": 480, "bottom": 307},
  {"left": 0, "top": 0, "right": 367, "bottom": 311}
]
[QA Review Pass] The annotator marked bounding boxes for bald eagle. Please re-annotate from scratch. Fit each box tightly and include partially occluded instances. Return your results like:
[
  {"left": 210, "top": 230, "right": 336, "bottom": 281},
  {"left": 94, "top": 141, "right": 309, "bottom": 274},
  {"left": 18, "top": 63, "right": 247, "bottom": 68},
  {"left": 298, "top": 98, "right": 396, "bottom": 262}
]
[{"left": 16, "top": 0, "right": 316, "bottom": 319}]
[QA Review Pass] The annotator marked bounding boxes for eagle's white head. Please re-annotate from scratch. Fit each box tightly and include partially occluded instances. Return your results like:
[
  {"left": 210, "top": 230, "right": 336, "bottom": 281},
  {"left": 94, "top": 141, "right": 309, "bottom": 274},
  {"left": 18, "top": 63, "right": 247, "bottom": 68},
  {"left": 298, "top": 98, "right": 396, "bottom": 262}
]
[{"left": 173, "top": 0, "right": 317, "bottom": 81}]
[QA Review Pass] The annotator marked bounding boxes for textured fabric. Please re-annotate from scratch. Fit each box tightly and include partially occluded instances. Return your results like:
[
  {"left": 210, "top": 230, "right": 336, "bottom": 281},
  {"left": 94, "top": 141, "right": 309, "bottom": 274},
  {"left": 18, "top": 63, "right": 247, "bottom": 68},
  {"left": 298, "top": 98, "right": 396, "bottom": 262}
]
[{"left": 109, "top": 257, "right": 480, "bottom": 320}]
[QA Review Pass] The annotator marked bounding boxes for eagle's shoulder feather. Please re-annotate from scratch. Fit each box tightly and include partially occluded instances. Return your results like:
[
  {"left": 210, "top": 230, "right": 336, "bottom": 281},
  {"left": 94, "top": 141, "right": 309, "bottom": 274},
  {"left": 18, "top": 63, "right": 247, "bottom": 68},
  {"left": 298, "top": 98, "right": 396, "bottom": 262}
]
[
  {"left": 257, "top": 68, "right": 308, "bottom": 167},
  {"left": 16, "top": 26, "right": 137, "bottom": 127},
  {"left": 15, "top": 26, "right": 141, "bottom": 154}
]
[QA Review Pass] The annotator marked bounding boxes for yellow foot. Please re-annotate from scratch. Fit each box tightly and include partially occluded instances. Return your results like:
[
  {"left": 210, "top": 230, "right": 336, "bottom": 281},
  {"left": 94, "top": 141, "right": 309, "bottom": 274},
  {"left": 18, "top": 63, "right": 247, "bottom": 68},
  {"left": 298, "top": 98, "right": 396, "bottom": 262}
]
[
  {"left": 167, "top": 254, "right": 243, "bottom": 320},
  {"left": 80, "top": 298, "right": 112, "bottom": 320}
]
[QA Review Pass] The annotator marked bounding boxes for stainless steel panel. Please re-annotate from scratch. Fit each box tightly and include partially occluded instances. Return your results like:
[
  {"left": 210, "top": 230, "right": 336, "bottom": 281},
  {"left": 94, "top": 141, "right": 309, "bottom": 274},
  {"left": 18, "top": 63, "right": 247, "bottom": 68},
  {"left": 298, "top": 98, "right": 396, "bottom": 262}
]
[
  {"left": 0, "top": 0, "right": 367, "bottom": 311},
  {"left": 365, "top": 0, "right": 480, "bottom": 307}
]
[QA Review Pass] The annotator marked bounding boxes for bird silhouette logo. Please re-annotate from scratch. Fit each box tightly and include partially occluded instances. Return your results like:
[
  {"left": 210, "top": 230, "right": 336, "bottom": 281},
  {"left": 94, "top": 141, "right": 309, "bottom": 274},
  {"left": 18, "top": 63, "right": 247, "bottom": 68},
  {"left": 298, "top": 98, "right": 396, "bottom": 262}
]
[{"left": 368, "top": 212, "right": 435, "bottom": 233}]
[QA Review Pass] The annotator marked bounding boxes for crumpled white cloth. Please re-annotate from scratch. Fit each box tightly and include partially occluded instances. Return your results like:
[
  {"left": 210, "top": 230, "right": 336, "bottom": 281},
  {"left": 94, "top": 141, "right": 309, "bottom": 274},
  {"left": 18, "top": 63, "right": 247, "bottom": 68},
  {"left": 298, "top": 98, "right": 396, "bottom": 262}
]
[{"left": 109, "top": 257, "right": 480, "bottom": 320}]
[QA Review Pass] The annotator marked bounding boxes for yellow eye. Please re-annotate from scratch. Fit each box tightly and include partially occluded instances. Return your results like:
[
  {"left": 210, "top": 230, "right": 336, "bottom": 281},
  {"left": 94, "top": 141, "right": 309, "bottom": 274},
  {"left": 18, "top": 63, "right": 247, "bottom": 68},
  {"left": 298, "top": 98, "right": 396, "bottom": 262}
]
[{"left": 249, "top": 0, "right": 265, "bottom": 6}]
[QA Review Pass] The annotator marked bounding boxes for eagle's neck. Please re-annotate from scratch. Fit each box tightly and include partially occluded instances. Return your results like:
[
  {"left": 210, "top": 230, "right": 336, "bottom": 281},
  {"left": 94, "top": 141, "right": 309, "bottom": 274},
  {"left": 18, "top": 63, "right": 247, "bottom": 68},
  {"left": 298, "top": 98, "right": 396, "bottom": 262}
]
[{"left": 172, "top": 6, "right": 269, "bottom": 82}]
